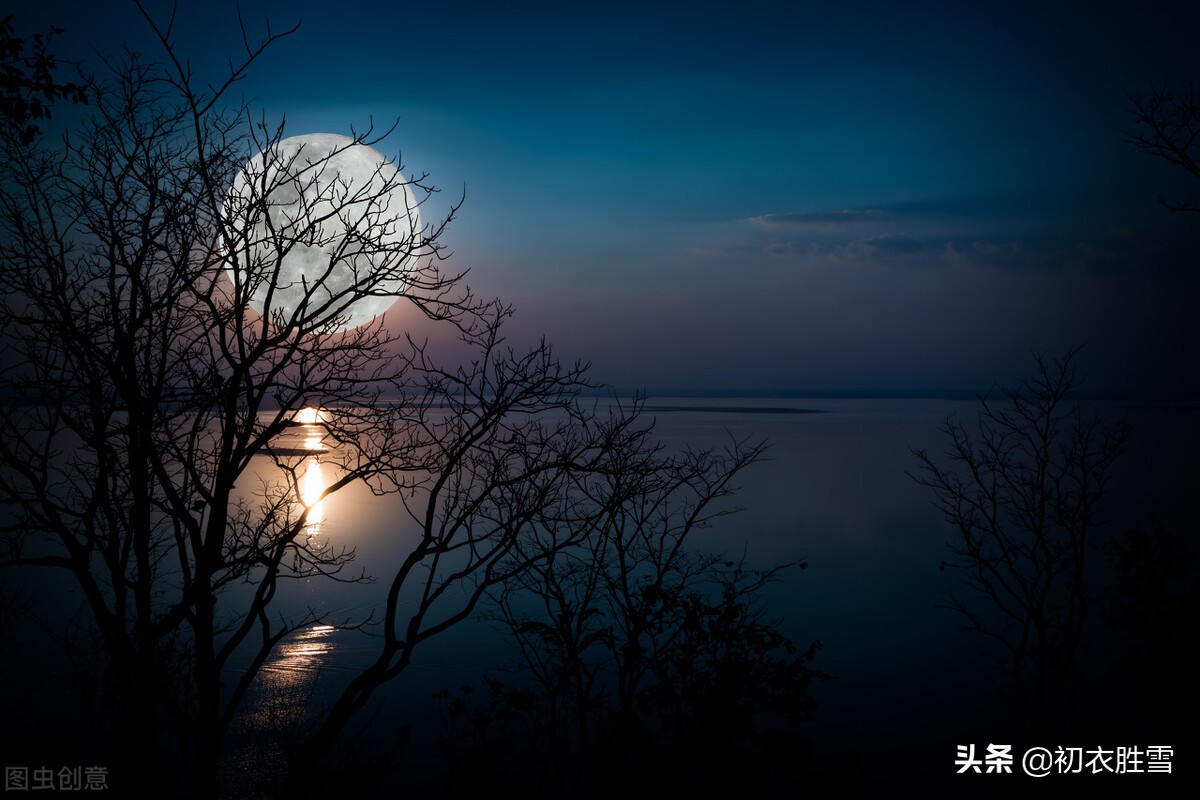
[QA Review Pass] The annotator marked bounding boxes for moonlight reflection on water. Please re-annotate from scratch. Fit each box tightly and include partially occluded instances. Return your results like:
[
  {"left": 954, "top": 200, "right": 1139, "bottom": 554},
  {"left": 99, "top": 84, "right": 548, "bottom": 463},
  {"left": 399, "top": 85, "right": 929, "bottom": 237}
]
[
  {"left": 300, "top": 458, "right": 326, "bottom": 528},
  {"left": 224, "top": 624, "right": 340, "bottom": 796},
  {"left": 263, "top": 625, "right": 337, "bottom": 686},
  {"left": 269, "top": 407, "right": 333, "bottom": 558},
  {"left": 234, "top": 410, "right": 340, "bottom": 740}
]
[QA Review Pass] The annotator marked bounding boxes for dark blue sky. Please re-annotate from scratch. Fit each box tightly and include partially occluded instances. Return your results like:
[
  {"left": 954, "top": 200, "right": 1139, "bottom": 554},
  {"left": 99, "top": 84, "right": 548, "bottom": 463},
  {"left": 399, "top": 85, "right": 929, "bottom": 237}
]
[{"left": 22, "top": 0, "right": 1200, "bottom": 394}]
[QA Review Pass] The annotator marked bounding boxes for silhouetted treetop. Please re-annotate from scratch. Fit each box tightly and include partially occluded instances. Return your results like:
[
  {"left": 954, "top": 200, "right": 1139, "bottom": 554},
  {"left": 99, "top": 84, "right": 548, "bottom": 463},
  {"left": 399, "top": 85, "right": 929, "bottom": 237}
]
[
  {"left": 910, "top": 348, "right": 1129, "bottom": 737},
  {"left": 0, "top": 15, "right": 87, "bottom": 144},
  {"left": 1126, "top": 73, "right": 1200, "bottom": 212}
]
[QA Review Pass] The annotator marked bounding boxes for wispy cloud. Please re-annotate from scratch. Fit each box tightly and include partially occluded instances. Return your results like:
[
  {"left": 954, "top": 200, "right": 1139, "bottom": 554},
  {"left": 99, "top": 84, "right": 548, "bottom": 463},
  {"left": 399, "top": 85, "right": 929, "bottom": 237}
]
[
  {"left": 943, "top": 239, "right": 1027, "bottom": 270},
  {"left": 845, "top": 232, "right": 924, "bottom": 258},
  {"left": 764, "top": 240, "right": 823, "bottom": 259},
  {"left": 749, "top": 209, "right": 883, "bottom": 228}
]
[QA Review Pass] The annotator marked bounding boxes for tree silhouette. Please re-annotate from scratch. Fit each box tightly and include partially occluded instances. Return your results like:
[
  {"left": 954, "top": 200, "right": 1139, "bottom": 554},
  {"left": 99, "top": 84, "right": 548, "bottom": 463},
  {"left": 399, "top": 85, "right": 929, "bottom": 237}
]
[
  {"left": 428, "top": 438, "right": 825, "bottom": 798},
  {"left": 1126, "top": 73, "right": 1200, "bottom": 212},
  {"left": 0, "top": 9, "right": 452, "bottom": 793},
  {"left": 0, "top": 14, "right": 87, "bottom": 144},
  {"left": 1101, "top": 517, "right": 1200, "bottom": 731},
  {"left": 910, "top": 349, "right": 1128, "bottom": 736},
  {"left": 0, "top": 5, "right": 731, "bottom": 798}
]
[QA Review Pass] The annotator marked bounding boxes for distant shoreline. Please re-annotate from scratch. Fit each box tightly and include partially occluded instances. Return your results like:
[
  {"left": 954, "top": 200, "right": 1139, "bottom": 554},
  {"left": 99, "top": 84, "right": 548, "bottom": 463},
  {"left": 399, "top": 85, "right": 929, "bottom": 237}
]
[{"left": 642, "top": 405, "right": 827, "bottom": 415}]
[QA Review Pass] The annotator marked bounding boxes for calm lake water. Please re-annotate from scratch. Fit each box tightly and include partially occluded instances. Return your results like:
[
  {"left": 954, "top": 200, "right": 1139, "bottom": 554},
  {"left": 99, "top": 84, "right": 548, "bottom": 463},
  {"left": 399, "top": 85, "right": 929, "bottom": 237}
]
[
  {"left": 226, "top": 396, "right": 1198, "bottom": 786},
  {"left": 5, "top": 396, "right": 1195, "bottom": 788}
]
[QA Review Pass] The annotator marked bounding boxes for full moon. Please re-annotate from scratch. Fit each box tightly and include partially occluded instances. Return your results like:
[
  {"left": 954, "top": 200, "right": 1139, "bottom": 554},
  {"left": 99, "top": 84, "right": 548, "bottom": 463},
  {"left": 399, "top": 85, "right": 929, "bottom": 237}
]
[{"left": 223, "top": 133, "right": 421, "bottom": 332}]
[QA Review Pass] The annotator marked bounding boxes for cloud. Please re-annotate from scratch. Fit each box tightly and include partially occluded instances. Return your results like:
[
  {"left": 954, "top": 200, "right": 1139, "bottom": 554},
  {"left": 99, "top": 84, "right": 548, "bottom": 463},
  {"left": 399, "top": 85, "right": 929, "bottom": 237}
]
[
  {"left": 844, "top": 232, "right": 924, "bottom": 259},
  {"left": 764, "top": 240, "right": 823, "bottom": 259},
  {"left": 687, "top": 243, "right": 766, "bottom": 259},
  {"left": 749, "top": 209, "right": 882, "bottom": 228},
  {"left": 942, "top": 239, "right": 1033, "bottom": 271},
  {"left": 754, "top": 233, "right": 927, "bottom": 264}
]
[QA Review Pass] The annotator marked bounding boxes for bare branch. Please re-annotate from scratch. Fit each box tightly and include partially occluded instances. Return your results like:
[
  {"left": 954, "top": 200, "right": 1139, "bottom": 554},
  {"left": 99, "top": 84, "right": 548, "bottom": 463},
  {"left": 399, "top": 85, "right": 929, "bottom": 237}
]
[
  {"left": 909, "top": 347, "right": 1128, "bottom": 736},
  {"left": 1125, "top": 70, "right": 1200, "bottom": 212}
]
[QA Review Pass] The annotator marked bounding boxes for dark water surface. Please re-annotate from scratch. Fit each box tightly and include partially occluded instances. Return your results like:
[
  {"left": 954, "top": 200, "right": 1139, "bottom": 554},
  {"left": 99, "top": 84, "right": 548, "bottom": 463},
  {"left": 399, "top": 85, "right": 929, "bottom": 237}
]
[
  {"left": 3, "top": 397, "right": 1194, "bottom": 790},
  {"left": 230, "top": 397, "right": 1198, "bottom": 786}
]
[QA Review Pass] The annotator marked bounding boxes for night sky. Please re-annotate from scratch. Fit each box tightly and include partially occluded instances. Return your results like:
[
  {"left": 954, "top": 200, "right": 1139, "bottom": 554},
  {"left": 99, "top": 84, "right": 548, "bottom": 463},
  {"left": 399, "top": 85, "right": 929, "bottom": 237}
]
[{"left": 18, "top": 0, "right": 1200, "bottom": 395}]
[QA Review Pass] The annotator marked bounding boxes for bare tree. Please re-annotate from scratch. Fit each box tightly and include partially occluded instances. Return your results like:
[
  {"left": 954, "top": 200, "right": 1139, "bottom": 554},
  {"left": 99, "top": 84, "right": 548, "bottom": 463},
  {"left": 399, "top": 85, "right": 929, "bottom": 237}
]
[
  {"left": 1126, "top": 73, "right": 1200, "bottom": 212},
  {"left": 910, "top": 349, "right": 1128, "bottom": 736},
  {"left": 0, "top": 14, "right": 446, "bottom": 794},
  {"left": 463, "top": 437, "right": 825, "bottom": 797},
  {"left": 0, "top": 5, "right": 680, "bottom": 797}
]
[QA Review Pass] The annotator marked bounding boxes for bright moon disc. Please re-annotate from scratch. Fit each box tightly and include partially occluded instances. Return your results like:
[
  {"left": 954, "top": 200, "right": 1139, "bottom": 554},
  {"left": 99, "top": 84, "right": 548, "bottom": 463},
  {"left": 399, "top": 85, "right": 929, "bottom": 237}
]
[{"left": 223, "top": 133, "right": 421, "bottom": 331}]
